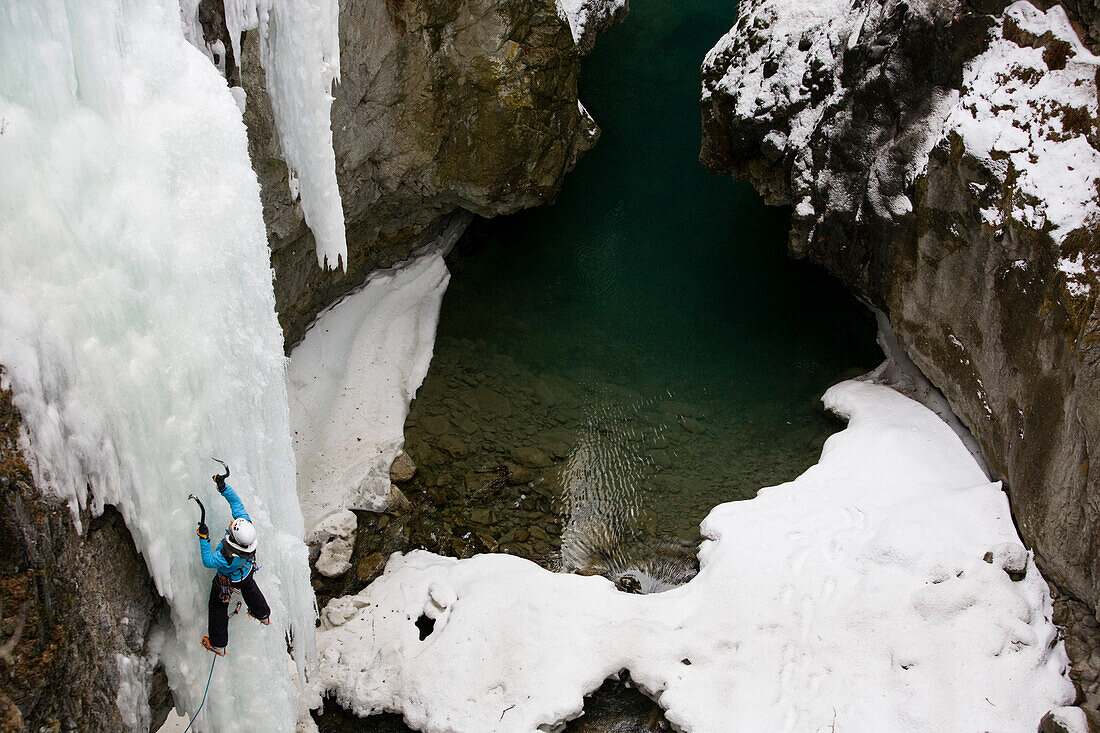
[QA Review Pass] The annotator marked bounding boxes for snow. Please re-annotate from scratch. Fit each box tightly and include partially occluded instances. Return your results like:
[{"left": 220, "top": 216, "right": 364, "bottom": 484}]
[
  {"left": 703, "top": 0, "right": 1098, "bottom": 286},
  {"left": 0, "top": 2, "right": 313, "bottom": 731},
  {"left": 288, "top": 252, "right": 449, "bottom": 571},
  {"left": 556, "top": 0, "right": 627, "bottom": 48},
  {"left": 306, "top": 380, "right": 1078, "bottom": 732},
  {"left": 945, "top": 2, "right": 1100, "bottom": 251},
  {"left": 181, "top": 0, "right": 346, "bottom": 271}
]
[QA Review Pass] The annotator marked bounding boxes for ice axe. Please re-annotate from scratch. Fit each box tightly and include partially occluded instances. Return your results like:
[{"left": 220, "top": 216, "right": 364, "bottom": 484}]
[
  {"left": 188, "top": 493, "right": 208, "bottom": 538},
  {"left": 211, "top": 458, "right": 230, "bottom": 488}
]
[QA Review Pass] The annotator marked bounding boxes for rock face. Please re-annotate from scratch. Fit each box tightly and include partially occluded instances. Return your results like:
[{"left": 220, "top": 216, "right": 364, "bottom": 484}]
[
  {"left": 0, "top": 388, "right": 170, "bottom": 732},
  {"left": 238, "top": 0, "right": 599, "bottom": 347},
  {"left": 701, "top": 0, "right": 1100, "bottom": 639}
]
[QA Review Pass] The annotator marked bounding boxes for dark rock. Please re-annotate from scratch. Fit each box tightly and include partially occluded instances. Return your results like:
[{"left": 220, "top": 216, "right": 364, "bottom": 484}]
[
  {"left": 389, "top": 452, "right": 417, "bottom": 483},
  {"left": 510, "top": 445, "right": 553, "bottom": 468},
  {"left": 387, "top": 485, "right": 414, "bottom": 513},
  {"left": 437, "top": 435, "right": 469, "bottom": 459},
  {"left": 504, "top": 462, "right": 536, "bottom": 485},
  {"left": 357, "top": 552, "right": 387, "bottom": 584}
]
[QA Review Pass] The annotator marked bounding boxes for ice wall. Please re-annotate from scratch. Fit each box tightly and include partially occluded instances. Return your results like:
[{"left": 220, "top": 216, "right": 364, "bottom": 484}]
[
  {"left": 0, "top": 2, "right": 314, "bottom": 731},
  {"left": 180, "top": 0, "right": 347, "bottom": 270}
]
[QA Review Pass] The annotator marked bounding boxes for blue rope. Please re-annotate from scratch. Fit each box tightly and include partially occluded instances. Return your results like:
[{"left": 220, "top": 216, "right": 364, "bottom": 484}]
[{"left": 183, "top": 654, "right": 217, "bottom": 733}]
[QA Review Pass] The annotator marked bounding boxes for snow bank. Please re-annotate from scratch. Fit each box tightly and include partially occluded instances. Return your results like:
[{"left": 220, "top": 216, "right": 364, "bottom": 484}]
[
  {"left": 0, "top": 2, "right": 313, "bottom": 730},
  {"left": 307, "top": 381, "right": 1078, "bottom": 732},
  {"left": 180, "top": 0, "right": 346, "bottom": 270},
  {"left": 288, "top": 252, "right": 449, "bottom": 573}
]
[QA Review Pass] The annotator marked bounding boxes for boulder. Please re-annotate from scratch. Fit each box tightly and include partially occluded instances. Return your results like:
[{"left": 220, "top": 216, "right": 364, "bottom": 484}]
[{"left": 390, "top": 452, "right": 417, "bottom": 483}]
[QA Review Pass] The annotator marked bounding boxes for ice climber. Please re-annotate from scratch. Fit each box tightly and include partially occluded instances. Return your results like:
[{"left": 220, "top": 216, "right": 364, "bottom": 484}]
[{"left": 196, "top": 468, "right": 270, "bottom": 656}]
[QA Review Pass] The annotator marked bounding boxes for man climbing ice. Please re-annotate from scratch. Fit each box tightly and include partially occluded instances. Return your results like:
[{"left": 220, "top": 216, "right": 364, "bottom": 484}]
[{"left": 195, "top": 463, "right": 271, "bottom": 656}]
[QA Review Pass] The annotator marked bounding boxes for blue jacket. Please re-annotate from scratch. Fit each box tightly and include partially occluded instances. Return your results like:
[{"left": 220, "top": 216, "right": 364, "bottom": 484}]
[{"left": 198, "top": 484, "right": 255, "bottom": 582}]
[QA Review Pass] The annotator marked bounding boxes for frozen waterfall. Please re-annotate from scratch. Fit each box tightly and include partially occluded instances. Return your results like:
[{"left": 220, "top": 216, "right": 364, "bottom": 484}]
[
  {"left": 180, "top": 0, "right": 347, "bottom": 270},
  {"left": 0, "top": 1, "right": 316, "bottom": 731}
]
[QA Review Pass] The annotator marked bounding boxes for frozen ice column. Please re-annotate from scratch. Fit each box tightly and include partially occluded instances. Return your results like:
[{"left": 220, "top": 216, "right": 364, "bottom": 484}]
[{"left": 184, "top": 0, "right": 347, "bottom": 270}]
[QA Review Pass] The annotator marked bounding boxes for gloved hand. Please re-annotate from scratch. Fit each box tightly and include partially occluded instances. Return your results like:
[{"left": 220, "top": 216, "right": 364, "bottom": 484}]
[
  {"left": 212, "top": 473, "right": 226, "bottom": 493},
  {"left": 197, "top": 521, "right": 209, "bottom": 539}
]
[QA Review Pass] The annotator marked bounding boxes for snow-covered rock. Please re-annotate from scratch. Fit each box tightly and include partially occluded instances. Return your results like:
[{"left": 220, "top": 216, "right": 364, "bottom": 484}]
[
  {"left": 701, "top": 3, "right": 1100, "bottom": 718},
  {"left": 307, "top": 381, "right": 1079, "bottom": 732},
  {"left": 557, "top": 0, "right": 629, "bottom": 54}
]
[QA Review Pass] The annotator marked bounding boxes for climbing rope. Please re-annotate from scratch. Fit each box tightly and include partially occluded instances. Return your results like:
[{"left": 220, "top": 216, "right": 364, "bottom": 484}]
[{"left": 183, "top": 654, "right": 217, "bottom": 733}]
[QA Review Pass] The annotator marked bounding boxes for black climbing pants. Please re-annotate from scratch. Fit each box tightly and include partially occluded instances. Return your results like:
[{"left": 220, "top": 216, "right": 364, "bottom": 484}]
[{"left": 208, "top": 570, "right": 269, "bottom": 648}]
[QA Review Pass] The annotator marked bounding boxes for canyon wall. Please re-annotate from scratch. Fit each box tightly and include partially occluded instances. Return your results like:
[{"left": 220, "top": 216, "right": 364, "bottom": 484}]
[
  {"left": 701, "top": 0, "right": 1099, "bottom": 717},
  {"left": 0, "top": 388, "right": 170, "bottom": 732}
]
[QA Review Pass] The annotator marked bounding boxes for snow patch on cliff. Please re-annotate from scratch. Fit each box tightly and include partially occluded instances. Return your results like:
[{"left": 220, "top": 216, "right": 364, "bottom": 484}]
[
  {"left": 703, "top": 0, "right": 1098, "bottom": 272},
  {"left": 306, "top": 381, "right": 1077, "bottom": 733},
  {"left": 946, "top": 1, "right": 1099, "bottom": 291},
  {"left": 288, "top": 252, "right": 449, "bottom": 570},
  {"left": 556, "top": 0, "right": 627, "bottom": 50}
]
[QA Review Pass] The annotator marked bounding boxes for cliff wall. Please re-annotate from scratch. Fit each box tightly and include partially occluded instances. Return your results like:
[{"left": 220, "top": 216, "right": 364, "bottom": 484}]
[
  {"left": 0, "top": 388, "right": 170, "bottom": 732},
  {"left": 701, "top": 0, "right": 1100, "bottom": 718}
]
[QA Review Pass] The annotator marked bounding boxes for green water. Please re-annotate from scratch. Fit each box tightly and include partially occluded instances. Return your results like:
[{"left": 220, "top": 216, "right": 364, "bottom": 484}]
[
  {"left": 400, "top": 0, "right": 879, "bottom": 583},
  {"left": 321, "top": 1, "right": 881, "bottom": 730}
]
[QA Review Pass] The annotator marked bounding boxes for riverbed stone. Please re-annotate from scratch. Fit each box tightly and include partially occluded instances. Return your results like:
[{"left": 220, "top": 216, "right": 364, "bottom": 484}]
[
  {"left": 390, "top": 452, "right": 417, "bottom": 483},
  {"left": 498, "top": 462, "right": 530, "bottom": 483},
  {"left": 438, "top": 435, "right": 469, "bottom": 459},
  {"left": 388, "top": 485, "right": 414, "bottom": 513},
  {"left": 511, "top": 445, "right": 554, "bottom": 468}
]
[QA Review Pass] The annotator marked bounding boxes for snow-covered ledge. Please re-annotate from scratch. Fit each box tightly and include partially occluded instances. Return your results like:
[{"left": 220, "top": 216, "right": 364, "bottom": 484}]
[
  {"left": 303, "top": 380, "right": 1081, "bottom": 732},
  {"left": 288, "top": 251, "right": 449, "bottom": 576}
]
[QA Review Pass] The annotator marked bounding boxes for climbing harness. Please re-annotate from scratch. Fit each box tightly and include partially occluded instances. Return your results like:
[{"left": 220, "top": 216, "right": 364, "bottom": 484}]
[
  {"left": 216, "top": 574, "right": 235, "bottom": 604},
  {"left": 183, "top": 654, "right": 216, "bottom": 733}
]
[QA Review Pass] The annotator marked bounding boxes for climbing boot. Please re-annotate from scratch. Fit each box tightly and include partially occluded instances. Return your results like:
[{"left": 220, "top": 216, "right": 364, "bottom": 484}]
[
  {"left": 201, "top": 636, "right": 226, "bottom": 656},
  {"left": 248, "top": 611, "right": 271, "bottom": 626}
]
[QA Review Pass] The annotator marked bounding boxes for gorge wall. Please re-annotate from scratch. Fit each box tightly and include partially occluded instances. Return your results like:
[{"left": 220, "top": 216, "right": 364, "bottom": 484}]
[
  {"left": 0, "top": 388, "right": 170, "bottom": 733},
  {"left": 701, "top": 0, "right": 1100, "bottom": 718}
]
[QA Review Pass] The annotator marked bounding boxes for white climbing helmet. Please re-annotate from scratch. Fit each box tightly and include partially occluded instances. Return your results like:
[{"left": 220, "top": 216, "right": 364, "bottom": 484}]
[{"left": 225, "top": 518, "right": 258, "bottom": 554}]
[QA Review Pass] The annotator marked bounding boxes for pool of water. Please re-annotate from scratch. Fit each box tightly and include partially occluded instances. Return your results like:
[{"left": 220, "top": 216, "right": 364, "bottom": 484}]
[
  {"left": 393, "top": 0, "right": 880, "bottom": 578},
  {"left": 318, "top": 0, "right": 881, "bottom": 729}
]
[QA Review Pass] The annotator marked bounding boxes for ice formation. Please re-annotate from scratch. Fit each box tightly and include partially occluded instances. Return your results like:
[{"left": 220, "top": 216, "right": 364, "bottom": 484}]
[
  {"left": 288, "top": 252, "right": 450, "bottom": 575},
  {"left": 0, "top": 2, "right": 313, "bottom": 731},
  {"left": 180, "top": 0, "right": 347, "bottom": 270},
  {"left": 306, "top": 380, "right": 1078, "bottom": 733}
]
